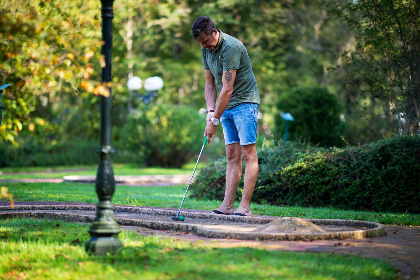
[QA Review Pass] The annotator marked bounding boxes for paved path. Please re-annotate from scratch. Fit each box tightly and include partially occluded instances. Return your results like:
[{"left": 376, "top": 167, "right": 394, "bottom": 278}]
[{"left": 1, "top": 201, "right": 419, "bottom": 280}]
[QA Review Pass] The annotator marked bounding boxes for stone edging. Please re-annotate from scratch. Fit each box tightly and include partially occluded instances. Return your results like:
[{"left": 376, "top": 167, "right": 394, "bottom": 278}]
[{"left": 0, "top": 204, "right": 385, "bottom": 241}]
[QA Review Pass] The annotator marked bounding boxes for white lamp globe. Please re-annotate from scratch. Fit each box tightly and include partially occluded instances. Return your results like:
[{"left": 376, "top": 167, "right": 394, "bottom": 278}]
[
  {"left": 127, "top": 76, "right": 142, "bottom": 91},
  {"left": 144, "top": 76, "right": 164, "bottom": 91}
]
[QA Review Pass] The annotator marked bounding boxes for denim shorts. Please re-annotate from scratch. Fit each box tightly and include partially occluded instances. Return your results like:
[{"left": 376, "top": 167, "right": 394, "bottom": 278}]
[{"left": 221, "top": 103, "right": 259, "bottom": 146}]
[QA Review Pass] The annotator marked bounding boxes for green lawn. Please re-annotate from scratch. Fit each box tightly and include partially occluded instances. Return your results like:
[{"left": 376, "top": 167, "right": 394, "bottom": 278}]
[
  {"left": 0, "top": 164, "right": 199, "bottom": 179},
  {"left": 3, "top": 182, "right": 419, "bottom": 226},
  {"left": 0, "top": 168, "right": 411, "bottom": 280},
  {"left": 0, "top": 218, "right": 397, "bottom": 280}
]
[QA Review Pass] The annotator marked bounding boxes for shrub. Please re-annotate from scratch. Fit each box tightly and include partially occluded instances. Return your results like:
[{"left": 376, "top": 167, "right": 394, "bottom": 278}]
[
  {"left": 191, "top": 136, "right": 420, "bottom": 214},
  {"left": 0, "top": 103, "right": 207, "bottom": 168},
  {"left": 115, "top": 103, "right": 206, "bottom": 168},
  {"left": 0, "top": 137, "right": 98, "bottom": 167},
  {"left": 190, "top": 141, "right": 326, "bottom": 201},
  {"left": 190, "top": 156, "right": 229, "bottom": 201},
  {"left": 274, "top": 87, "right": 345, "bottom": 147}
]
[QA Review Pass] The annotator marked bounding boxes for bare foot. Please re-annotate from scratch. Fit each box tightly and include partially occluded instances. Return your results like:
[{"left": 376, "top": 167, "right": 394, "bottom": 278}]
[
  {"left": 211, "top": 206, "right": 234, "bottom": 215},
  {"left": 233, "top": 207, "right": 252, "bottom": 216}
]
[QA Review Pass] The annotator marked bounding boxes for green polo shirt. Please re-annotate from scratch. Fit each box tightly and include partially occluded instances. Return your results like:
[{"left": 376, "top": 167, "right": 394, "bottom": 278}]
[{"left": 202, "top": 31, "right": 260, "bottom": 109}]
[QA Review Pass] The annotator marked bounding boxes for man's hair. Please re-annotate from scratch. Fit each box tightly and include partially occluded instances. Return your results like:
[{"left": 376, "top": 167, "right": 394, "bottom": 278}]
[{"left": 191, "top": 16, "right": 216, "bottom": 40}]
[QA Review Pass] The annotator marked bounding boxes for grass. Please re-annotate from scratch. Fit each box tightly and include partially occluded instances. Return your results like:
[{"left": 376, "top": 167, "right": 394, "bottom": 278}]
[
  {"left": 0, "top": 164, "right": 200, "bottom": 179},
  {"left": 3, "top": 182, "right": 420, "bottom": 226},
  {"left": 0, "top": 218, "right": 397, "bottom": 280}
]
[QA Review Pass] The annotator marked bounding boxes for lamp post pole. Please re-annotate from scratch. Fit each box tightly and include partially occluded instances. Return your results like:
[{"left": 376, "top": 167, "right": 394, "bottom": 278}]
[{"left": 85, "top": 0, "right": 123, "bottom": 255}]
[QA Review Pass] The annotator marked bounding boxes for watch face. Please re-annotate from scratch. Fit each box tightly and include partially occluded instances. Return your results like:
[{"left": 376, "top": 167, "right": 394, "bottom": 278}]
[{"left": 211, "top": 117, "right": 219, "bottom": 125}]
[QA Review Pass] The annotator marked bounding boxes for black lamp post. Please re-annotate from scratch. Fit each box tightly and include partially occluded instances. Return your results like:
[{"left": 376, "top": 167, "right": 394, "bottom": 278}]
[{"left": 85, "top": 0, "right": 123, "bottom": 255}]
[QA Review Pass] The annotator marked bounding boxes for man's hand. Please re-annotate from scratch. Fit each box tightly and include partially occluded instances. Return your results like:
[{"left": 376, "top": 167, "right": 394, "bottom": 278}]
[
  {"left": 204, "top": 118, "right": 218, "bottom": 143},
  {"left": 206, "top": 111, "right": 214, "bottom": 123}
]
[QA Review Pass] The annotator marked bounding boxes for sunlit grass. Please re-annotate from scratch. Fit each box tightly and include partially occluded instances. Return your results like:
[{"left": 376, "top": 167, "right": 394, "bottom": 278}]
[
  {"left": 0, "top": 164, "right": 200, "bottom": 179},
  {"left": 3, "top": 182, "right": 419, "bottom": 226},
  {"left": 0, "top": 218, "right": 397, "bottom": 280}
]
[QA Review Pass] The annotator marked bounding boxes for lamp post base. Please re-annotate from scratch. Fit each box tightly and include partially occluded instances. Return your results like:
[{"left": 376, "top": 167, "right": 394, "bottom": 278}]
[
  {"left": 85, "top": 235, "right": 123, "bottom": 255},
  {"left": 85, "top": 200, "right": 123, "bottom": 255}
]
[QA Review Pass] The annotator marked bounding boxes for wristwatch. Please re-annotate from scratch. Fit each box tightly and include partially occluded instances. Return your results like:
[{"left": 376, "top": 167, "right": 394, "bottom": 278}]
[{"left": 211, "top": 117, "right": 220, "bottom": 126}]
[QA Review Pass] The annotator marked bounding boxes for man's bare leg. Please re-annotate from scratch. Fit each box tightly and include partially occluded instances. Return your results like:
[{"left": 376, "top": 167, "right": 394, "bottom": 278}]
[
  {"left": 214, "top": 143, "right": 242, "bottom": 214},
  {"left": 234, "top": 144, "right": 258, "bottom": 216}
]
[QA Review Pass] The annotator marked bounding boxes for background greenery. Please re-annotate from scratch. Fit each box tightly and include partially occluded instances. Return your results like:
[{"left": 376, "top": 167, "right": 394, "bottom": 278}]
[
  {"left": 274, "top": 86, "right": 344, "bottom": 147},
  {"left": 1, "top": 0, "right": 418, "bottom": 168},
  {"left": 114, "top": 103, "right": 206, "bottom": 167}
]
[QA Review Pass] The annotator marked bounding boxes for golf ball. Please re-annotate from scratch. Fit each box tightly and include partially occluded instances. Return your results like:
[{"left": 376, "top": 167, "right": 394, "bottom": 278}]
[{"left": 179, "top": 216, "right": 185, "bottom": 221}]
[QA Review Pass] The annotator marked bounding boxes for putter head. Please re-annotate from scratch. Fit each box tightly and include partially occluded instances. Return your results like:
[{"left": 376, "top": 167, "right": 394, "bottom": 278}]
[{"left": 171, "top": 216, "right": 185, "bottom": 221}]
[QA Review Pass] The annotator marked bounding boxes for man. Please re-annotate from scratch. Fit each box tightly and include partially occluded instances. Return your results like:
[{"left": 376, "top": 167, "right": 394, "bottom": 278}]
[{"left": 192, "top": 16, "right": 260, "bottom": 216}]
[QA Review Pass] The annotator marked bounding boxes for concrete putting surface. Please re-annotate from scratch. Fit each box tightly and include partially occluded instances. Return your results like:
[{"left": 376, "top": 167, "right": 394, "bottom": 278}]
[{"left": 1, "top": 203, "right": 384, "bottom": 241}]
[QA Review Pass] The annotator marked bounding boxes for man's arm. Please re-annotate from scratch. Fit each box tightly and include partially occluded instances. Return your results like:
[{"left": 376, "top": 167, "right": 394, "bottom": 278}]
[
  {"left": 204, "top": 70, "right": 217, "bottom": 118},
  {"left": 205, "top": 69, "right": 237, "bottom": 141},
  {"left": 213, "top": 69, "right": 237, "bottom": 119}
]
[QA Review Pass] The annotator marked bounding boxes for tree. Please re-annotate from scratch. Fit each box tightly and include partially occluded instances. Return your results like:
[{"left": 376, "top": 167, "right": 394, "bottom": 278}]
[
  {"left": 329, "top": 0, "right": 420, "bottom": 136},
  {"left": 0, "top": 0, "right": 104, "bottom": 144}
]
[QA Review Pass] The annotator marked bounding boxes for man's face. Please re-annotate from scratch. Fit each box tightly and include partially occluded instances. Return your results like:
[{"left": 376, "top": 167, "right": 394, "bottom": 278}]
[{"left": 196, "top": 29, "right": 219, "bottom": 51}]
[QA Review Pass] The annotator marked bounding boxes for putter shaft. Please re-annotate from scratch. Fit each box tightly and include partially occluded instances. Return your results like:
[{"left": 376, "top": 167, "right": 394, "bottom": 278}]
[{"left": 174, "top": 136, "right": 207, "bottom": 218}]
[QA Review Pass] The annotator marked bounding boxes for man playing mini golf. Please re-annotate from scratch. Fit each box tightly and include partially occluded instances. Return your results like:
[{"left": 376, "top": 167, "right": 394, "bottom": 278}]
[{"left": 192, "top": 16, "right": 260, "bottom": 216}]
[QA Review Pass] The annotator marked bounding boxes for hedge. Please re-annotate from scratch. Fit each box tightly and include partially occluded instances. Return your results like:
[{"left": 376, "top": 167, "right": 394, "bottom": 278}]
[
  {"left": 190, "top": 136, "right": 420, "bottom": 214},
  {"left": 0, "top": 138, "right": 98, "bottom": 167}
]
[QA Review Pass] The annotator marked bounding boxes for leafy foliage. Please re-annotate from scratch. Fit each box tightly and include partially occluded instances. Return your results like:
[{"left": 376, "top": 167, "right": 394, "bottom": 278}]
[
  {"left": 0, "top": 0, "right": 103, "bottom": 145},
  {"left": 0, "top": 186, "right": 14, "bottom": 208},
  {"left": 192, "top": 136, "right": 420, "bottom": 214}
]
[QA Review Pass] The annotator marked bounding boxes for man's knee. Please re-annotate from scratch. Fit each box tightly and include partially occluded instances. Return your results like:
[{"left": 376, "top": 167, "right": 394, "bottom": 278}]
[
  {"left": 241, "top": 145, "right": 258, "bottom": 164},
  {"left": 226, "top": 144, "right": 241, "bottom": 162}
]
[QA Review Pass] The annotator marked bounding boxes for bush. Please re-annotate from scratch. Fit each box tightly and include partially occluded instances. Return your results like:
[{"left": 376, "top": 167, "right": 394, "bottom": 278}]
[
  {"left": 115, "top": 103, "right": 206, "bottom": 168},
  {"left": 274, "top": 87, "right": 345, "bottom": 147},
  {"left": 190, "top": 156, "right": 229, "bottom": 201},
  {"left": 191, "top": 136, "right": 420, "bottom": 214},
  {"left": 0, "top": 137, "right": 98, "bottom": 167},
  {"left": 191, "top": 141, "right": 327, "bottom": 201},
  {"left": 0, "top": 103, "right": 207, "bottom": 168}
]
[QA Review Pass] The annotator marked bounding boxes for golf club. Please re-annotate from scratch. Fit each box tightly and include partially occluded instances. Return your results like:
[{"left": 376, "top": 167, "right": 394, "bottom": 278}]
[{"left": 171, "top": 135, "right": 207, "bottom": 221}]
